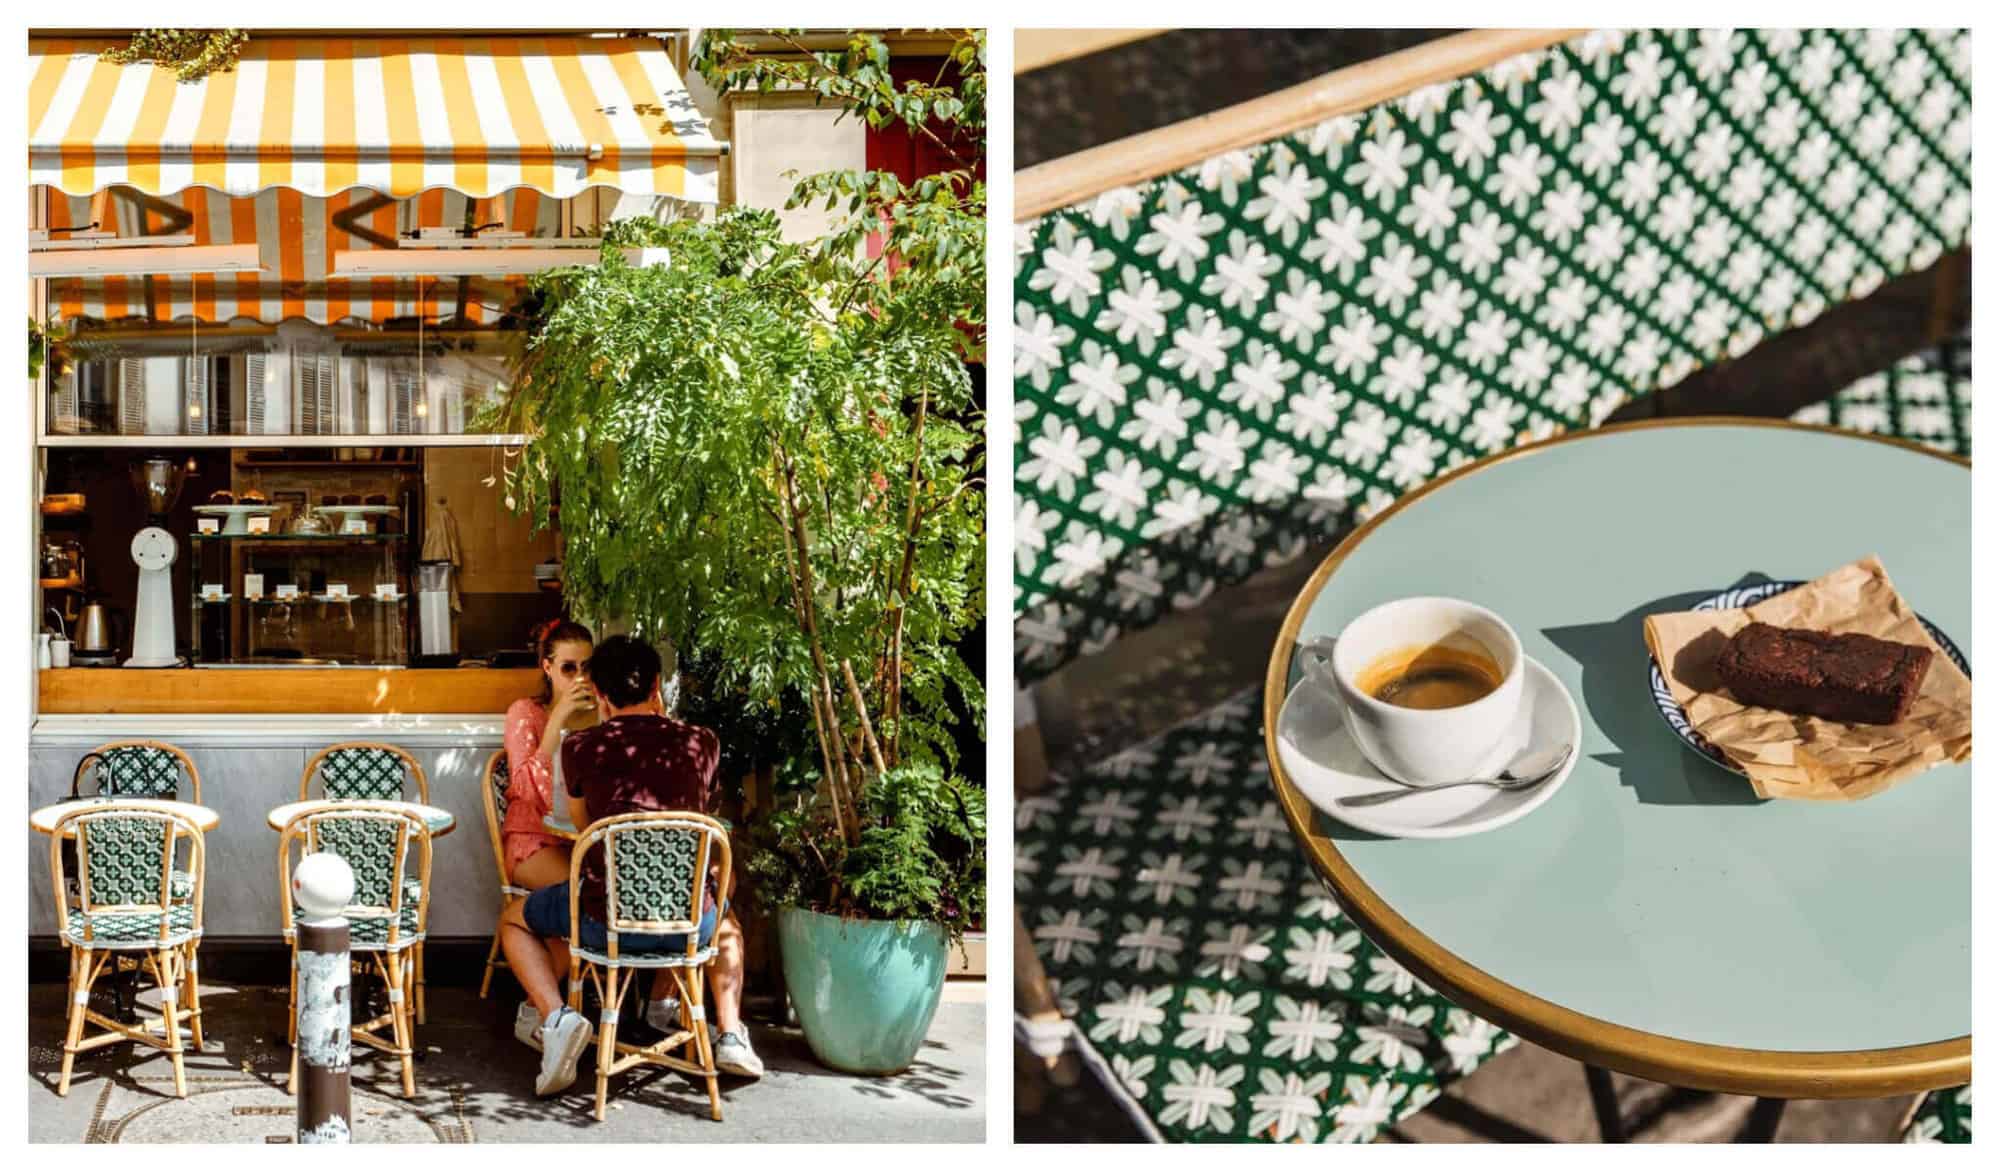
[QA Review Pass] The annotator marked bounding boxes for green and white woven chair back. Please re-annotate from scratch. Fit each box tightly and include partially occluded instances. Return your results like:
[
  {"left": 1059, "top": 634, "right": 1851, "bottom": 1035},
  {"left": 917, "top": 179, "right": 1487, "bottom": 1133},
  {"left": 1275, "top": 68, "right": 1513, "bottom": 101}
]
[
  {"left": 78, "top": 811, "right": 172, "bottom": 909},
  {"left": 317, "top": 746, "right": 413, "bottom": 801},
  {"left": 488, "top": 752, "right": 511, "bottom": 823},
  {"left": 605, "top": 820, "right": 711, "bottom": 934},
  {"left": 90, "top": 744, "right": 187, "bottom": 800},
  {"left": 307, "top": 812, "right": 414, "bottom": 916},
  {"left": 1014, "top": 27, "right": 1970, "bottom": 681}
]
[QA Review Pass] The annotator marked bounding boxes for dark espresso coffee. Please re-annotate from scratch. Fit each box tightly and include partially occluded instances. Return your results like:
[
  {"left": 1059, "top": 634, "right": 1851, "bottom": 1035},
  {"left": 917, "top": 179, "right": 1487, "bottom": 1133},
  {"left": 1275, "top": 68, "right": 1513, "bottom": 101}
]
[{"left": 1355, "top": 644, "right": 1504, "bottom": 710}]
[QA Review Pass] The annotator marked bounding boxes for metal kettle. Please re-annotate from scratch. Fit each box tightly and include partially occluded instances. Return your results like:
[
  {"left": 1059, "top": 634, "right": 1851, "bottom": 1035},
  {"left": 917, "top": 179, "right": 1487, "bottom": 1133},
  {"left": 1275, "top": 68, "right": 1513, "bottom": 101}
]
[{"left": 76, "top": 601, "right": 117, "bottom": 654}]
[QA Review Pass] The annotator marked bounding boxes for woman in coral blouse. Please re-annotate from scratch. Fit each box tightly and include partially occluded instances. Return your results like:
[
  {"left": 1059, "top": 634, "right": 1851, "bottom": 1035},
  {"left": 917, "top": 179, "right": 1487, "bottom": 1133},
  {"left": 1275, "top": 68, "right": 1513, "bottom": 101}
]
[{"left": 501, "top": 620, "right": 597, "bottom": 892}]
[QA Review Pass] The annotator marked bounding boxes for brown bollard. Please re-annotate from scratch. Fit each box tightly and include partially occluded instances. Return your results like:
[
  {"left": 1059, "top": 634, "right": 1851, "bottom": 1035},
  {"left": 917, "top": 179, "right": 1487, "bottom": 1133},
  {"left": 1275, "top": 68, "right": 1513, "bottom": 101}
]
[{"left": 292, "top": 853, "right": 355, "bottom": 1143}]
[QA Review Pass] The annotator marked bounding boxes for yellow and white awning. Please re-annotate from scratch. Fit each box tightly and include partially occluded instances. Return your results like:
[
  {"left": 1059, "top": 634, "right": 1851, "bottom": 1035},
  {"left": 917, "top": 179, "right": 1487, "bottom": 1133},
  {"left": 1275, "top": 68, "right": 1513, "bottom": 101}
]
[{"left": 29, "top": 35, "right": 721, "bottom": 201}]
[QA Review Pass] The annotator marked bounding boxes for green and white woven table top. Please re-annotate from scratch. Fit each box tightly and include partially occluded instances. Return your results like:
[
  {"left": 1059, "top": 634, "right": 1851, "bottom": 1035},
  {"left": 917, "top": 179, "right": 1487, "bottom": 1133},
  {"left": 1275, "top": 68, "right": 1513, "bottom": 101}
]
[
  {"left": 1272, "top": 422, "right": 1969, "bottom": 1061},
  {"left": 1014, "top": 27, "right": 1970, "bottom": 683},
  {"left": 1021, "top": 691, "right": 1516, "bottom": 1143}
]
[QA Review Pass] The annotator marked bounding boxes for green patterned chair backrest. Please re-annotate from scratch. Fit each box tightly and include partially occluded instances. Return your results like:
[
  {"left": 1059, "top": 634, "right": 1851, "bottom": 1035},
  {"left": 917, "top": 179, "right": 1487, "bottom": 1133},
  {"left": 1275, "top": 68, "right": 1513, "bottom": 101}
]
[
  {"left": 68, "top": 807, "right": 186, "bottom": 913},
  {"left": 304, "top": 808, "right": 421, "bottom": 915},
  {"left": 597, "top": 814, "right": 724, "bottom": 937},
  {"left": 312, "top": 744, "right": 420, "bottom": 802},
  {"left": 80, "top": 743, "right": 191, "bottom": 801},
  {"left": 1013, "top": 27, "right": 1970, "bottom": 682},
  {"left": 488, "top": 751, "right": 511, "bottom": 823}
]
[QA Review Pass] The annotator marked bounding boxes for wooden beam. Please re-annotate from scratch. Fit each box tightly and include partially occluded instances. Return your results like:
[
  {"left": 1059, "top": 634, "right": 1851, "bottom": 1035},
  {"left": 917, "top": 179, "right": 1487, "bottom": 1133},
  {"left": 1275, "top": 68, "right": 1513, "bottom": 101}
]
[
  {"left": 37, "top": 667, "right": 543, "bottom": 715},
  {"left": 333, "top": 247, "right": 641, "bottom": 278},
  {"left": 1016, "top": 28, "right": 1585, "bottom": 221},
  {"left": 1015, "top": 29, "right": 1166, "bottom": 74}
]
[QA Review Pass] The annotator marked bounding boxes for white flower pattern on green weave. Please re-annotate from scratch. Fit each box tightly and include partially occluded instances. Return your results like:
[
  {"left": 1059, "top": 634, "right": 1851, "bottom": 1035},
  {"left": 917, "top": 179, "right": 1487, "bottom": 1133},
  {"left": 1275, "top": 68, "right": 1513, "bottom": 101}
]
[
  {"left": 95, "top": 747, "right": 186, "bottom": 799},
  {"left": 1903, "top": 1084, "right": 1972, "bottom": 1144},
  {"left": 1015, "top": 28, "right": 1971, "bottom": 683},
  {"left": 81, "top": 816, "right": 167, "bottom": 906},
  {"left": 1159, "top": 1060, "right": 1242, "bottom": 1134},
  {"left": 1021, "top": 687, "right": 1516, "bottom": 1142},
  {"left": 312, "top": 819, "right": 402, "bottom": 908},
  {"left": 609, "top": 826, "right": 701, "bottom": 925},
  {"left": 1792, "top": 338, "right": 1971, "bottom": 456},
  {"left": 318, "top": 747, "right": 412, "bottom": 800}
]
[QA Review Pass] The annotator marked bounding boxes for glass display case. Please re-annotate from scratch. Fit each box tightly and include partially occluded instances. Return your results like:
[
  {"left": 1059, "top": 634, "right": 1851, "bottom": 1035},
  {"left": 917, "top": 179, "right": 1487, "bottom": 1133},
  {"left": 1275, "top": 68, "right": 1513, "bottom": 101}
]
[{"left": 188, "top": 530, "right": 410, "bottom": 666}]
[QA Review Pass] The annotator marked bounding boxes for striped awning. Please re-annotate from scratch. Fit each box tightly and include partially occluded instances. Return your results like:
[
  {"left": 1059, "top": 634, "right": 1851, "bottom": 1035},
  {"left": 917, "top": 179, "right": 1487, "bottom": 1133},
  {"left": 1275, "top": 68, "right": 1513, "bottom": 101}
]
[{"left": 29, "top": 35, "right": 721, "bottom": 201}]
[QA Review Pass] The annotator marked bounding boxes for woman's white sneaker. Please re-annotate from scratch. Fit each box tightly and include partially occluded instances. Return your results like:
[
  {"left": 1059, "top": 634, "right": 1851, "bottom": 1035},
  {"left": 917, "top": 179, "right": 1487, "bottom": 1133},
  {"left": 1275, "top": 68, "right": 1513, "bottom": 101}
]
[
  {"left": 535, "top": 1008, "right": 592, "bottom": 1096},
  {"left": 711, "top": 1027, "right": 765, "bottom": 1079}
]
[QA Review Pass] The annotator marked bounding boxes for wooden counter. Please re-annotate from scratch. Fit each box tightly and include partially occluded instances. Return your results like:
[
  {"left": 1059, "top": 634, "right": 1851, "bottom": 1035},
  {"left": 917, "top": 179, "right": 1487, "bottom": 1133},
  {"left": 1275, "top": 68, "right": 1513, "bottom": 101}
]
[{"left": 37, "top": 667, "right": 542, "bottom": 715}]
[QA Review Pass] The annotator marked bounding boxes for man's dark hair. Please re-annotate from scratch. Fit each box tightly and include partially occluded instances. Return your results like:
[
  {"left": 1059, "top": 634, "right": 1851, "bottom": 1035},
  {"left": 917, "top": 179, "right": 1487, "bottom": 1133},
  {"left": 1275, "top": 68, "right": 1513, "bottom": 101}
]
[{"left": 587, "top": 635, "right": 661, "bottom": 709}]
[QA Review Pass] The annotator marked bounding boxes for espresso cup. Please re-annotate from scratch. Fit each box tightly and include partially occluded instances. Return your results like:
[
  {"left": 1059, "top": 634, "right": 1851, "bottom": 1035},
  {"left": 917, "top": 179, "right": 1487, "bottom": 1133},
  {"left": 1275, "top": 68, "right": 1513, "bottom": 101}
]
[{"left": 1298, "top": 597, "right": 1525, "bottom": 785}]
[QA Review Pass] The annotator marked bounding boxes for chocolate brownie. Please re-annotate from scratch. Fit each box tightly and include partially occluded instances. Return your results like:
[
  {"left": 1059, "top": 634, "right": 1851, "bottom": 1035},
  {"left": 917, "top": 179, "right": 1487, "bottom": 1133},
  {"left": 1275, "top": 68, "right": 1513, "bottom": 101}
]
[{"left": 1714, "top": 622, "right": 1932, "bottom": 725}]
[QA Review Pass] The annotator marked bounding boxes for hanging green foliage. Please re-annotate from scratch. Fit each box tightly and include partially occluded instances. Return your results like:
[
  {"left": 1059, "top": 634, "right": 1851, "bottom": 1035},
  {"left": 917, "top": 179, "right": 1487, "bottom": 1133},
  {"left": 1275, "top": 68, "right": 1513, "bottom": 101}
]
[{"left": 100, "top": 30, "right": 249, "bottom": 83}]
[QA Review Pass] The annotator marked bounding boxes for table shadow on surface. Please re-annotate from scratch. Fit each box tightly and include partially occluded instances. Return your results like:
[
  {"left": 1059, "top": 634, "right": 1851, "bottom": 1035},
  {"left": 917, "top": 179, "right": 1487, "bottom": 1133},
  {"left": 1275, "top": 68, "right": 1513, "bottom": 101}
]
[{"left": 1541, "top": 574, "right": 1778, "bottom": 808}]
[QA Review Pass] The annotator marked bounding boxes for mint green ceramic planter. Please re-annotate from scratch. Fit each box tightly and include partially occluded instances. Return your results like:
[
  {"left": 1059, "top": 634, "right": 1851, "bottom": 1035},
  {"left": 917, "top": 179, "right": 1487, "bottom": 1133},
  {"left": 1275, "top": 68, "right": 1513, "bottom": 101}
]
[{"left": 777, "top": 905, "right": 947, "bottom": 1075}]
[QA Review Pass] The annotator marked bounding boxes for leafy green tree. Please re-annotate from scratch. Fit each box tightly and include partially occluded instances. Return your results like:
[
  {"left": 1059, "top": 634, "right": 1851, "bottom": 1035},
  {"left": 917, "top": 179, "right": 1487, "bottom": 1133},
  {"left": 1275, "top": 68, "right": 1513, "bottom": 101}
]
[{"left": 483, "top": 30, "right": 985, "bottom": 913}]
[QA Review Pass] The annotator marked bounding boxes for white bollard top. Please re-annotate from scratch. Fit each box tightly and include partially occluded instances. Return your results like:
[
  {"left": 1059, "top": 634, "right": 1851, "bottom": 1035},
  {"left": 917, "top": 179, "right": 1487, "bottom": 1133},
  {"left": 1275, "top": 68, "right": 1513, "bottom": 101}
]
[{"left": 293, "top": 852, "right": 356, "bottom": 919}]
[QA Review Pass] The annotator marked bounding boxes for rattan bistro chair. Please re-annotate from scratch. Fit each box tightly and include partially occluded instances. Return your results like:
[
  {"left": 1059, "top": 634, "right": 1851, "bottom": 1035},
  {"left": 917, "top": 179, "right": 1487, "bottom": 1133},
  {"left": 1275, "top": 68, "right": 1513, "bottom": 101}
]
[
  {"left": 566, "top": 811, "right": 733, "bottom": 1123},
  {"left": 278, "top": 803, "right": 432, "bottom": 1098},
  {"left": 301, "top": 741, "right": 432, "bottom": 1022},
  {"left": 478, "top": 749, "right": 529, "bottom": 998},
  {"left": 49, "top": 802, "right": 207, "bottom": 1098}
]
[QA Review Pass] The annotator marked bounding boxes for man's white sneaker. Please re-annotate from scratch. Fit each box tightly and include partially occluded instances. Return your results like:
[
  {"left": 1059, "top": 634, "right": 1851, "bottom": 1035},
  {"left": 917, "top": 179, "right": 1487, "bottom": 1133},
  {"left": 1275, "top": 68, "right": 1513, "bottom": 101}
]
[
  {"left": 711, "top": 1027, "right": 765, "bottom": 1079},
  {"left": 514, "top": 1000, "right": 544, "bottom": 1052},
  {"left": 535, "top": 1008, "right": 592, "bottom": 1096},
  {"left": 644, "top": 996, "right": 682, "bottom": 1033}
]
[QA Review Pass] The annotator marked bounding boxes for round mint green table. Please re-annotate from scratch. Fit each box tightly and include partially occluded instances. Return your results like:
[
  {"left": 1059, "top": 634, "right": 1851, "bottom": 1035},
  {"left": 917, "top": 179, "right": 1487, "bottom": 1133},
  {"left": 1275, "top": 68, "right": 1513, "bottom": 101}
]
[{"left": 1263, "top": 420, "right": 1968, "bottom": 1098}]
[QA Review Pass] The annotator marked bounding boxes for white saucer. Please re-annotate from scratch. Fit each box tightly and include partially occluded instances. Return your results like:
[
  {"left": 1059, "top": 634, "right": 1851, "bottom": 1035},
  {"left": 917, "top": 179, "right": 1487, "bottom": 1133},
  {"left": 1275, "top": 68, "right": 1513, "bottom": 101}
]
[{"left": 1276, "top": 655, "right": 1580, "bottom": 839}]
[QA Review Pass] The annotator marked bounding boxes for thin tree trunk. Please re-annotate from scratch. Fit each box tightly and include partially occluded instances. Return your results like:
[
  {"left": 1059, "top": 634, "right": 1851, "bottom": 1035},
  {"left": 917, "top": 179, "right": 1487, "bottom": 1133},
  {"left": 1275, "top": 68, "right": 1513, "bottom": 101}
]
[
  {"left": 884, "top": 384, "right": 930, "bottom": 763},
  {"left": 842, "top": 659, "right": 888, "bottom": 777},
  {"left": 776, "top": 444, "right": 861, "bottom": 846}
]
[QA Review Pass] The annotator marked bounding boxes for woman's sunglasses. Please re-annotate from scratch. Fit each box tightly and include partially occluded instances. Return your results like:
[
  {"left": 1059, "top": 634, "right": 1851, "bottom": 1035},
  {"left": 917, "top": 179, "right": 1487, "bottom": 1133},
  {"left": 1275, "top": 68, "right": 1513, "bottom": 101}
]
[{"left": 554, "top": 659, "right": 592, "bottom": 677}]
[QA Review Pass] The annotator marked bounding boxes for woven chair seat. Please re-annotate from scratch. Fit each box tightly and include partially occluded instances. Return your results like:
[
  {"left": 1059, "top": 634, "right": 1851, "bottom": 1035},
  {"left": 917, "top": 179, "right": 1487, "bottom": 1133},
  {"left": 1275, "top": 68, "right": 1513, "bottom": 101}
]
[
  {"left": 347, "top": 904, "right": 424, "bottom": 951},
  {"left": 1019, "top": 688, "right": 1513, "bottom": 1142},
  {"left": 63, "top": 903, "right": 198, "bottom": 950},
  {"left": 574, "top": 943, "right": 718, "bottom": 969}
]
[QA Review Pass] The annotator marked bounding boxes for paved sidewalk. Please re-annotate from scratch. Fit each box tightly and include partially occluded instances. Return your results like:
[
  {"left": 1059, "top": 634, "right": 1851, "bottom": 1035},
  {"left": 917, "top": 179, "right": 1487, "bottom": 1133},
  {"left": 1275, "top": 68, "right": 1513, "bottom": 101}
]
[{"left": 29, "top": 980, "right": 985, "bottom": 1143}]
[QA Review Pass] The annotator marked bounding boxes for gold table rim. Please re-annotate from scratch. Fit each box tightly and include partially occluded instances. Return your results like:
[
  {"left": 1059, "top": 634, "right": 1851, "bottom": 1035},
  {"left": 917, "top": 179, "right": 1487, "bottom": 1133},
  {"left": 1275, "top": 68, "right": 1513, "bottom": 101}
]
[{"left": 1260, "top": 416, "right": 1970, "bottom": 1098}]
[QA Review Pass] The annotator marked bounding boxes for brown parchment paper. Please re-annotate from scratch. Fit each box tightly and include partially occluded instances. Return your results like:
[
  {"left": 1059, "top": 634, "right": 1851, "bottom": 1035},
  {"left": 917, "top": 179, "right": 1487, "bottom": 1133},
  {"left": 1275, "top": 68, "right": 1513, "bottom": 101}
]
[{"left": 1641, "top": 556, "right": 1971, "bottom": 801}]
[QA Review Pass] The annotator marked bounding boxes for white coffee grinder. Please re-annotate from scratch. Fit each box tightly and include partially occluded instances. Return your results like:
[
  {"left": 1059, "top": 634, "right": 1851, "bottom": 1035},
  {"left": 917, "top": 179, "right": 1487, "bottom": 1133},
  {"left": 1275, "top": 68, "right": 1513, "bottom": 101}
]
[{"left": 126, "top": 458, "right": 184, "bottom": 667}]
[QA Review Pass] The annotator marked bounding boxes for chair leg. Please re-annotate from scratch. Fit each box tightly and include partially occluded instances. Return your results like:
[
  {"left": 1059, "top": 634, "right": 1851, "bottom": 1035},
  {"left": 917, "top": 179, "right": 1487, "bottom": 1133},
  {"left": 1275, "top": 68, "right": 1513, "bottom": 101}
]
[
  {"left": 593, "top": 967, "right": 626, "bottom": 1123},
  {"left": 688, "top": 969, "right": 721, "bottom": 1122},
  {"left": 58, "top": 948, "right": 91, "bottom": 1097},
  {"left": 479, "top": 931, "right": 502, "bottom": 999},
  {"left": 183, "top": 941, "right": 205, "bottom": 1052},
  {"left": 287, "top": 941, "right": 299, "bottom": 1046},
  {"left": 390, "top": 952, "right": 417, "bottom": 1098},
  {"left": 1584, "top": 1064, "right": 1627, "bottom": 1142},
  {"left": 159, "top": 948, "right": 187, "bottom": 1098},
  {"left": 414, "top": 942, "right": 428, "bottom": 1025}
]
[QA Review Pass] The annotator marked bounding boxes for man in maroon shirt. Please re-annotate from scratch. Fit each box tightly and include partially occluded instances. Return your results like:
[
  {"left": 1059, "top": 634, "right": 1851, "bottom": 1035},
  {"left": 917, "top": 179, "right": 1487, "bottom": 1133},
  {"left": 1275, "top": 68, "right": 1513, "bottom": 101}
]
[{"left": 499, "top": 635, "right": 762, "bottom": 1096}]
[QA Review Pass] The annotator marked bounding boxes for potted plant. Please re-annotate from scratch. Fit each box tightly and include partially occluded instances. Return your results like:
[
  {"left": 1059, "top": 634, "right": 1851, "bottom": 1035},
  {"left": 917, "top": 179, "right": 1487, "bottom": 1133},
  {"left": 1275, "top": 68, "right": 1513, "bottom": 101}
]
[{"left": 482, "top": 28, "right": 986, "bottom": 1075}]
